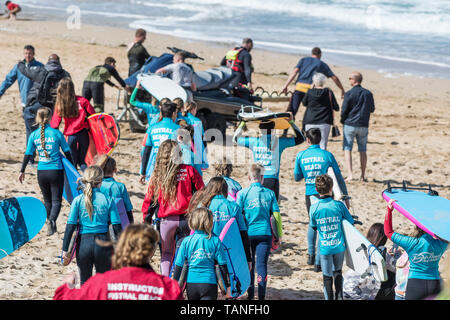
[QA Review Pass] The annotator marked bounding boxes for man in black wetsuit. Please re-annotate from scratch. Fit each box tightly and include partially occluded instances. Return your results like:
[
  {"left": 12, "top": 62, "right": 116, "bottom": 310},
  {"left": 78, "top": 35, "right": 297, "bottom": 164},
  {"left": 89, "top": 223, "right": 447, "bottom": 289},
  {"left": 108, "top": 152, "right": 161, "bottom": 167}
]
[
  {"left": 127, "top": 28, "right": 151, "bottom": 76},
  {"left": 220, "top": 37, "right": 254, "bottom": 92},
  {"left": 82, "top": 57, "right": 128, "bottom": 113}
]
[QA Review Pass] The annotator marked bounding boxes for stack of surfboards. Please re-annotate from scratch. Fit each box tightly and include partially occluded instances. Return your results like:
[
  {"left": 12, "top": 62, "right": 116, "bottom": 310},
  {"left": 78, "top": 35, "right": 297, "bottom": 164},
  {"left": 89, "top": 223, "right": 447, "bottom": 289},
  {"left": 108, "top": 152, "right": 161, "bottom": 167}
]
[{"left": 237, "top": 105, "right": 292, "bottom": 130}]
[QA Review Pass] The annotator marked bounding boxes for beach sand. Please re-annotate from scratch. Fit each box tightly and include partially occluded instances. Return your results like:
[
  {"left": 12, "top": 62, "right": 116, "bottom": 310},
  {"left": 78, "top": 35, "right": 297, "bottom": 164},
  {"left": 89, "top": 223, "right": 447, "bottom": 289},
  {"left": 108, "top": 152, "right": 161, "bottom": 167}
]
[{"left": 0, "top": 19, "right": 449, "bottom": 300}]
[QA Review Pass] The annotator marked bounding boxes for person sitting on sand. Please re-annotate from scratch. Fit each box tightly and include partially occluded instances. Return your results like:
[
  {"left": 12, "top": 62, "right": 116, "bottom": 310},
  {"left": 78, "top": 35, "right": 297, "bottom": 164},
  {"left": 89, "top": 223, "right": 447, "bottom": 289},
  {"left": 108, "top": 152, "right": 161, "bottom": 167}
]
[
  {"left": 5, "top": 1, "right": 21, "bottom": 20},
  {"left": 340, "top": 71, "right": 375, "bottom": 182}
]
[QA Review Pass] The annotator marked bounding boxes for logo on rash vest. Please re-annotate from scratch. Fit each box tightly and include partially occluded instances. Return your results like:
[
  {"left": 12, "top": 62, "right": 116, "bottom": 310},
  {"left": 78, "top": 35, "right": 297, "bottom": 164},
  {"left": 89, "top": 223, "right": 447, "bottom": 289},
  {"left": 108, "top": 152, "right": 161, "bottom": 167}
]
[{"left": 107, "top": 283, "right": 165, "bottom": 300}]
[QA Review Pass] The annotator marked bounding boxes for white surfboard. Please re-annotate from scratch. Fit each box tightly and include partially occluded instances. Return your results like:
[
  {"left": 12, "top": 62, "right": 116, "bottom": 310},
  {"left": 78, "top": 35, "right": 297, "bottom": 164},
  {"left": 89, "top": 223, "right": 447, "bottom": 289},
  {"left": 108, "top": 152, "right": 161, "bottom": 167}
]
[
  {"left": 342, "top": 220, "right": 388, "bottom": 282},
  {"left": 327, "top": 166, "right": 388, "bottom": 282},
  {"left": 137, "top": 74, "right": 188, "bottom": 102}
]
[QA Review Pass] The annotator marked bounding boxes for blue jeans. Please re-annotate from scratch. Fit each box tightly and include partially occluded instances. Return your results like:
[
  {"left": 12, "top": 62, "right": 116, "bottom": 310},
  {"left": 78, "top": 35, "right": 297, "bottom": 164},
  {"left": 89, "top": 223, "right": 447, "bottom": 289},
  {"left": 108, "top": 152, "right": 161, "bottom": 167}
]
[
  {"left": 343, "top": 125, "right": 368, "bottom": 152},
  {"left": 320, "top": 251, "right": 345, "bottom": 277},
  {"left": 248, "top": 235, "right": 271, "bottom": 300}
]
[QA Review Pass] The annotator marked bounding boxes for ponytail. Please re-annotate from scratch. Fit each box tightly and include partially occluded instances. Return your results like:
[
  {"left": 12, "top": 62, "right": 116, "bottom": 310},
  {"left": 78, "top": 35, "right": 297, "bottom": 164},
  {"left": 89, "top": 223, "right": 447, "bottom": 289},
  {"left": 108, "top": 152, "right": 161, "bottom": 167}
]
[
  {"left": 35, "top": 107, "right": 52, "bottom": 158},
  {"left": 79, "top": 166, "right": 104, "bottom": 220},
  {"left": 182, "top": 101, "right": 197, "bottom": 117}
]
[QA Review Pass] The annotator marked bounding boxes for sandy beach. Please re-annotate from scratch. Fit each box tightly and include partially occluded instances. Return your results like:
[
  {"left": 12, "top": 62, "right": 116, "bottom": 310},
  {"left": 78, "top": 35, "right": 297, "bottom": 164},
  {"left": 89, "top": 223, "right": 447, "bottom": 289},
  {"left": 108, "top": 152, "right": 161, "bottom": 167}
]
[{"left": 0, "top": 19, "right": 449, "bottom": 300}]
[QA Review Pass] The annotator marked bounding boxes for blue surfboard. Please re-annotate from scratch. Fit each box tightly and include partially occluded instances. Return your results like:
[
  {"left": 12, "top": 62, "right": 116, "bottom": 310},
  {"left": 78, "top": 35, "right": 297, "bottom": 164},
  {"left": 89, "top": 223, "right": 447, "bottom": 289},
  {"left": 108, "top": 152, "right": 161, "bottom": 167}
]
[
  {"left": 62, "top": 157, "right": 83, "bottom": 204},
  {"left": 382, "top": 187, "right": 450, "bottom": 242},
  {"left": 219, "top": 217, "right": 250, "bottom": 298},
  {"left": 0, "top": 197, "right": 47, "bottom": 259}
]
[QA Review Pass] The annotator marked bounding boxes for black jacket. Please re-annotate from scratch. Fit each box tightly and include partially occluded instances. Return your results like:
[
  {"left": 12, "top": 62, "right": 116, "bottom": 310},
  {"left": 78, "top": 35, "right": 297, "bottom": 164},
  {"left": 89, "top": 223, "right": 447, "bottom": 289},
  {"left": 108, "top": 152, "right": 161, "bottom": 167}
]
[
  {"left": 340, "top": 85, "right": 375, "bottom": 127},
  {"left": 301, "top": 87, "right": 339, "bottom": 125},
  {"left": 18, "top": 60, "right": 71, "bottom": 108}
]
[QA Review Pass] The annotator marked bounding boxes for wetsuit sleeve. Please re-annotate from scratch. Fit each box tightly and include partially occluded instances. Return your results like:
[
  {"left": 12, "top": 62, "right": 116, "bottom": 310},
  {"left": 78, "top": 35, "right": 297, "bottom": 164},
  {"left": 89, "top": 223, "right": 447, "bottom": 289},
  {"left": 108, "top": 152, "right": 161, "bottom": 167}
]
[
  {"left": 239, "top": 230, "right": 251, "bottom": 262},
  {"left": 140, "top": 145, "right": 152, "bottom": 176},
  {"left": 24, "top": 134, "right": 36, "bottom": 156},
  {"left": 219, "top": 264, "right": 231, "bottom": 289},
  {"left": 220, "top": 56, "right": 227, "bottom": 67},
  {"left": 233, "top": 204, "right": 247, "bottom": 232},
  {"left": 172, "top": 265, "right": 183, "bottom": 281},
  {"left": 121, "top": 185, "right": 133, "bottom": 212},
  {"left": 293, "top": 152, "right": 304, "bottom": 182},
  {"left": 67, "top": 198, "right": 80, "bottom": 225},
  {"left": 20, "top": 155, "right": 32, "bottom": 173},
  {"left": 0, "top": 64, "right": 18, "bottom": 96},
  {"left": 109, "top": 66, "right": 127, "bottom": 88},
  {"left": 271, "top": 192, "right": 280, "bottom": 214},
  {"left": 241, "top": 51, "right": 252, "bottom": 83},
  {"left": 339, "top": 201, "right": 354, "bottom": 224},
  {"left": 62, "top": 223, "right": 78, "bottom": 252},
  {"left": 173, "top": 239, "right": 186, "bottom": 267},
  {"left": 63, "top": 151, "right": 74, "bottom": 165}
]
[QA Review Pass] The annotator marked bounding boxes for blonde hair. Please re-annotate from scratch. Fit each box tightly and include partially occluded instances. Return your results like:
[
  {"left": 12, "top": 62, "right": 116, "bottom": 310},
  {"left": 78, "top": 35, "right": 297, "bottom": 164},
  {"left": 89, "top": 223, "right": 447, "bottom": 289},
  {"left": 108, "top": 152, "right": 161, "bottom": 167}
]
[
  {"left": 148, "top": 139, "right": 183, "bottom": 207},
  {"left": 78, "top": 165, "right": 104, "bottom": 220},
  {"left": 111, "top": 224, "right": 159, "bottom": 269},
  {"left": 249, "top": 163, "right": 265, "bottom": 181},
  {"left": 182, "top": 101, "right": 197, "bottom": 117},
  {"left": 188, "top": 176, "right": 227, "bottom": 213},
  {"left": 213, "top": 156, "right": 233, "bottom": 177},
  {"left": 54, "top": 78, "right": 79, "bottom": 118},
  {"left": 188, "top": 207, "right": 213, "bottom": 239},
  {"left": 173, "top": 97, "right": 184, "bottom": 113},
  {"left": 34, "top": 107, "right": 52, "bottom": 158}
]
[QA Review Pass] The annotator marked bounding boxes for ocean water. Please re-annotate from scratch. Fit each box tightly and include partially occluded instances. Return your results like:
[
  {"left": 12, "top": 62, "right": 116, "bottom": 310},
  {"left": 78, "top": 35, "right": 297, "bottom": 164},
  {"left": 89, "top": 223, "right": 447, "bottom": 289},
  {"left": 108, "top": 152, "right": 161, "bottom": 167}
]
[{"left": 14, "top": 0, "right": 450, "bottom": 79}]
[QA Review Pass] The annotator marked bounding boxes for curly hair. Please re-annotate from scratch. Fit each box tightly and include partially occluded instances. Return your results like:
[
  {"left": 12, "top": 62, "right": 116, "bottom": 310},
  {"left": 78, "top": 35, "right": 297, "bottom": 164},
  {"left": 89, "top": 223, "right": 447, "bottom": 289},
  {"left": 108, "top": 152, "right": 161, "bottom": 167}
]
[
  {"left": 148, "top": 139, "right": 183, "bottom": 207},
  {"left": 315, "top": 174, "right": 333, "bottom": 195},
  {"left": 112, "top": 224, "right": 159, "bottom": 269}
]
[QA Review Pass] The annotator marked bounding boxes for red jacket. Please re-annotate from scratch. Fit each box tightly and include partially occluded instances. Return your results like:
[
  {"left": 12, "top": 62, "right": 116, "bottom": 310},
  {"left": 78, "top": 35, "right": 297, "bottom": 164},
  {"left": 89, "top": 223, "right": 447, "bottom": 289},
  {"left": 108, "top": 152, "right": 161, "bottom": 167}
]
[
  {"left": 50, "top": 96, "right": 95, "bottom": 136},
  {"left": 53, "top": 266, "right": 183, "bottom": 300},
  {"left": 142, "top": 164, "right": 204, "bottom": 220}
]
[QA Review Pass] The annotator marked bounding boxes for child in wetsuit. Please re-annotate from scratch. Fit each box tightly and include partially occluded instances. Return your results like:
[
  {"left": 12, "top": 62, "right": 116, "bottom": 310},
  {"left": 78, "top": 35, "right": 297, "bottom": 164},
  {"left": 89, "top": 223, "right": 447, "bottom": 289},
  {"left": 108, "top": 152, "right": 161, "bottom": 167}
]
[{"left": 173, "top": 207, "right": 231, "bottom": 300}]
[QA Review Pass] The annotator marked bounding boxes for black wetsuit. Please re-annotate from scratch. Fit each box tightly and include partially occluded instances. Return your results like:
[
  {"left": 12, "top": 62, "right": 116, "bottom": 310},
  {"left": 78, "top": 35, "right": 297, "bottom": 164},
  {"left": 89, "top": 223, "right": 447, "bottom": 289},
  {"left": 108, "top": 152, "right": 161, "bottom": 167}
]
[
  {"left": 128, "top": 42, "right": 150, "bottom": 76},
  {"left": 220, "top": 47, "right": 253, "bottom": 89}
]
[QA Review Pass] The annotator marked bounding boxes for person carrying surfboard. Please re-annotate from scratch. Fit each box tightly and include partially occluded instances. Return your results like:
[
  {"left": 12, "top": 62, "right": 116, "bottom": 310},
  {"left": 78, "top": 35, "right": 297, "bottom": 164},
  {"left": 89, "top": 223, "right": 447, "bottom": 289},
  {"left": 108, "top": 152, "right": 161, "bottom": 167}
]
[
  {"left": 232, "top": 112, "right": 305, "bottom": 201},
  {"left": 172, "top": 207, "right": 232, "bottom": 300},
  {"left": 141, "top": 139, "right": 204, "bottom": 278},
  {"left": 384, "top": 199, "right": 448, "bottom": 300},
  {"left": 18, "top": 107, "right": 73, "bottom": 236},
  {"left": 140, "top": 101, "right": 180, "bottom": 181},
  {"left": 212, "top": 156, "right": 242, "bottom": 202},
  {"left": 188, "top": 176, "right": 252, "bottom": 267},
  {"left": 236, "top": 163, "right": 282, "bottom": 300},
  {"left": 55, "top": 224, "right": 184, "bottom": 300},
  {"left": 61, "top": 165, "right": 122, "bottom": 285},
  {"left": 96, "top": 154, "right": 134, "bottom": 225},
  {"left": 309, "top": 174, "right": 354, "bottom": 300},
  {"left": 50, "top": 78, "right": 95, "bottom": 172},
  {"left": 130, "top": 79, "right": 160, "bottom": 126},
  {"left": 293, "top": 128, "right": 349, "bottom": 271}
]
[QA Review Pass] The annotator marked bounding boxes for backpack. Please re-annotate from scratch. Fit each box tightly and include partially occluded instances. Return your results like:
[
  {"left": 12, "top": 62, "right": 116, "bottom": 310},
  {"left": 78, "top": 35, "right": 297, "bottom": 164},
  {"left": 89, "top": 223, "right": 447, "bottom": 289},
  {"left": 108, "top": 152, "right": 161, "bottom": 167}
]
[{"left": 38, "top": 69, "right": 66, "bottom": 107}]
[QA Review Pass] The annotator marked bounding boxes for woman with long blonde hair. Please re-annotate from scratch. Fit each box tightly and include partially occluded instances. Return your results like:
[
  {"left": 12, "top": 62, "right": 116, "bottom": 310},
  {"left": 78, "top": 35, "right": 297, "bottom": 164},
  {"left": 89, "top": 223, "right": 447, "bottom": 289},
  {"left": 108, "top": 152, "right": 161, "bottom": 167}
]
[
  {"left": 141, "top": 139, "right": 204, "bottom": 277},
  {"left": 54, "top": 224, "right": 184, "bottom": 300},
  {"left": 19, "top": 107, "right": 73, "bottom": 236},
  {"left": 50, "top": 77, "right": 95, "bottom": 171},
  {"left": 61, "top": 165, "right": 122, "bottom": 285}
]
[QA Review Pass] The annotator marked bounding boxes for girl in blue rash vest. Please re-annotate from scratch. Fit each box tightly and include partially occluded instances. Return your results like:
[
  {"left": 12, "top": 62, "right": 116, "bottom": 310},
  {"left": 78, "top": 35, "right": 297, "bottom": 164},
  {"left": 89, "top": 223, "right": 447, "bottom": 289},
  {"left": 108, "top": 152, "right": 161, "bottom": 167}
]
[
  {"left": 61, "top": 165, "right": 122, "bottom": 285},
  {"left": 181, "top": 101, "right": 208, "bottom": 171},
  {"left": 384, "top": 199, "right": 448, "bottom": 300},
  {"left": 309, "top": 174, "right": 354, "bottom": 300},
  {"left": 176, "top": 123, "right": 202, "bottom": 176},
  {"left": 173, "top": 207, "right": 231, "bottom": 300},
  {"left": 236, "top": 164, "right": 283, "bottom": 300},
  {"left": 232, "top": 113, "right": 305, "bottom": 201},
  {"left": 188, "top": 177, "right": 251, "bottom": 266},
  {"left": 130, "top": 80, "right": 160, "bottom": 125},
  {"left": 212, "top": 156, "right": 242, "bottom": 201},
  {"left": 18, "top": 107, "right": 73, "bottom": 236},
  {"left": 96, "top": 154, "right": 134, "bottom": 224},
  {"left": 140, "top": 102, "right": 180, "bottom": 183},
  {"left": 293, "top": 128, "right": 349, "bottom": 270}
]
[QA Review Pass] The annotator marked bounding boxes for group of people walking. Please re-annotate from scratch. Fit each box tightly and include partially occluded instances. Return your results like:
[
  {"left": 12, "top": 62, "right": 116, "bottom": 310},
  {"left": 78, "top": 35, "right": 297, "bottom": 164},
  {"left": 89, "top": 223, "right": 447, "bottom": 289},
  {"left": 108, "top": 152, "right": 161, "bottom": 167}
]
[{"left": 0, "top": 29, "right": 447, "bottom": 301}]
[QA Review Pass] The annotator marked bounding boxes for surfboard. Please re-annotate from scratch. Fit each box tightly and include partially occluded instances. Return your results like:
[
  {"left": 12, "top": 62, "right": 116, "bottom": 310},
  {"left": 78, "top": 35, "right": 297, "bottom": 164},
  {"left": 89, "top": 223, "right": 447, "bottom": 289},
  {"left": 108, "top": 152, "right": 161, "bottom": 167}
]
[
  {"left": 270, "top": 215, "right": 281, "bottom": 251},
  {"left": 382, "top": 186, "right": 450, "bottom": 242},
  {"left": 219, "top": 217, "right": 251, "bottom": 298},
  {"left": 0, "top": 197, "right": 46, "bottom": 260},
  {"left": 62, "top": 156, "right": 83, "bottom": 204},
  {"left": 115, "top": 198, "right": 130, "bottom": 229},
  {"left": 237, "top": 105, "right": 291, "bottom": 130},
  {"left": 85, "top": 113, "right": 120, "bottom": 165},
  {"left": 342, "top": 220, "right": 387, "bottom": 282},
  {"left": 327, "top": 166, "right": 387, "bottom": 281},
  {"left": 138, "top": 74, "right": 188, "bottom": 103}
]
